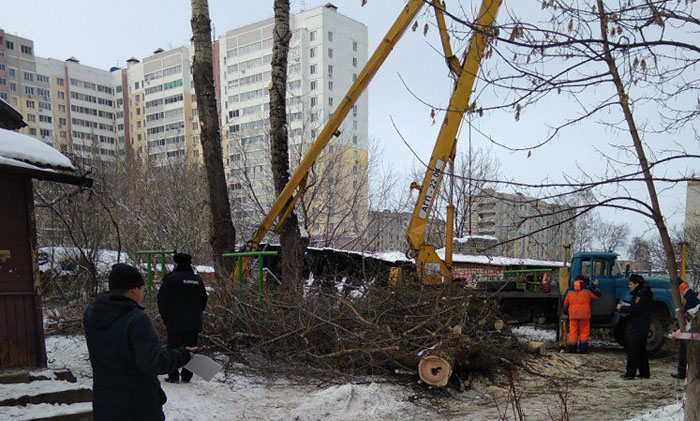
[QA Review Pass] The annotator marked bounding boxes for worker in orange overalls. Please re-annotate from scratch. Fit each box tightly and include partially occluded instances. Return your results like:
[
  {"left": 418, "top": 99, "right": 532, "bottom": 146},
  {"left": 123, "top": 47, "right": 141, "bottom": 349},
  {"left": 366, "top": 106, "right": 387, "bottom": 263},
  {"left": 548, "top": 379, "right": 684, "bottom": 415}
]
[{"left": 563, "top": 275, "right": 601, "bottom": 353}]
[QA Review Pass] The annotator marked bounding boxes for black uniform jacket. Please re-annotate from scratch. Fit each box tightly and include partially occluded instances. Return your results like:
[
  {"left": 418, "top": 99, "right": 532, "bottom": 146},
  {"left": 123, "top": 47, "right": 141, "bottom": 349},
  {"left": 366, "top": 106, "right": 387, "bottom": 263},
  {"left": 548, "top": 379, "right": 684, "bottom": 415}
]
[
  {"left": 619, "top": 282, "right": 654, "bottom": 336},
  {"left": 83, "top": 292, "right": 191, "bottom": 421},
  {"left": 157, "top": 266, "right": 208, "bottom": 333}
]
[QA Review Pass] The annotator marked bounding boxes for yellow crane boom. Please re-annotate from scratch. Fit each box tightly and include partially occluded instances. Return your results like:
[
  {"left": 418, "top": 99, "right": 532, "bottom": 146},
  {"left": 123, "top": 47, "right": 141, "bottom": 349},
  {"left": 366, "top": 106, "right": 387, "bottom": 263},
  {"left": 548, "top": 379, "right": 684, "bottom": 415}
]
[{"left": 406, "top": 0, "right": 502, "bottom": 285}]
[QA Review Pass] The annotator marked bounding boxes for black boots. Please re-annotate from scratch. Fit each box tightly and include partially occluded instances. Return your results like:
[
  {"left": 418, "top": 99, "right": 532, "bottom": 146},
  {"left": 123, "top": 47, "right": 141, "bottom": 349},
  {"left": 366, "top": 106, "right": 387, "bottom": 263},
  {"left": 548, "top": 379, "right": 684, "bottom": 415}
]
[
  {"left": 567, "top": 343, "right": 577, "bottom": 353},
  {"left": 579, "top": 342, "right": 589, "bottom": 354}
]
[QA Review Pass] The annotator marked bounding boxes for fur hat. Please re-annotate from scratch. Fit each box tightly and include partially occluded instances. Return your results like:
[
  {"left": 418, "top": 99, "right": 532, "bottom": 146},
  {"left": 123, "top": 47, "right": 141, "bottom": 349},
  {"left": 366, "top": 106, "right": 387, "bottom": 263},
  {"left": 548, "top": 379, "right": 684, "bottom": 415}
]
[
  {"left": 173, "top": 252, "right": 192, "bottom": 266},
  {"left": 108, "top": 263, "right": 144, "bottom": 291},
  {"left": 629, "top": 273, "right": 644, "bottom": 284}
]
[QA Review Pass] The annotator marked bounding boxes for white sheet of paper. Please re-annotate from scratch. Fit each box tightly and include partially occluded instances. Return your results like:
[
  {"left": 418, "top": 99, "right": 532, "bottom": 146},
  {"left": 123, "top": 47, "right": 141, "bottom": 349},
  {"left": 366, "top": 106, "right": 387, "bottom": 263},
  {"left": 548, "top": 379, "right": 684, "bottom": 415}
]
[{"left": 183, "top": 354, "right": 222, "bottom": 382}]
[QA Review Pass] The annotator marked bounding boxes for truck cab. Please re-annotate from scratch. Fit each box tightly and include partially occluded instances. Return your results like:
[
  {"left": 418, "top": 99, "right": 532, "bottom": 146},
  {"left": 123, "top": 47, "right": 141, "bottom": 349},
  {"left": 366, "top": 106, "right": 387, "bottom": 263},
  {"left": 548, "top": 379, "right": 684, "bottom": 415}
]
[{"left": 570, "top": 251, "right": 674, "bottom": 354}]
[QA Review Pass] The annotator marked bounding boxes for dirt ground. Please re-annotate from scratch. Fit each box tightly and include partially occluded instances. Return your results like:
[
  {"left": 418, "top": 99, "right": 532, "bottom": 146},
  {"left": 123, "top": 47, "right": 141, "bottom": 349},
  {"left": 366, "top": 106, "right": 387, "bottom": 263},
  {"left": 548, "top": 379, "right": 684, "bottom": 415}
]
[{"left": 408, "top": 342, "right": 683, "bottom": 421}]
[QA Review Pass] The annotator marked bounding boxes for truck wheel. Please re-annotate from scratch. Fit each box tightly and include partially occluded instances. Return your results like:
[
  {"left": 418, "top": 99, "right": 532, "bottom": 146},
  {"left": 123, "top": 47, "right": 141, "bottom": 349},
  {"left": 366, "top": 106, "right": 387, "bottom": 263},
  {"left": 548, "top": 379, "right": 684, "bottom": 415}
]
[{"left": 646, "top": 312, "right": 669, "bottom": 357}]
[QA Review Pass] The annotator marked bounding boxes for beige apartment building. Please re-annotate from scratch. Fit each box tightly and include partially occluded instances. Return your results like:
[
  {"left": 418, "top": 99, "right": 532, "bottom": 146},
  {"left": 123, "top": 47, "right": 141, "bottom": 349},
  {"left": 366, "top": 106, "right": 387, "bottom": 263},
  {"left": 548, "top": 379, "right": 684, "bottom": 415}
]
[
  {"left": 468, "top": 189, "right": 575, "bottom": 261},
  {"left": 0, "top": 4, "right": 369, "bottom": 248}
]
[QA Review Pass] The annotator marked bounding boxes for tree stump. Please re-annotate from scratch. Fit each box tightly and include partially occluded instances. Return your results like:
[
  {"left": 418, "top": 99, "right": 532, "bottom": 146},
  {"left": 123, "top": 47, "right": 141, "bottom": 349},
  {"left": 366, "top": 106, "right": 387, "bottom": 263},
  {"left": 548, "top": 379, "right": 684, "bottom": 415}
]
[{"left": 418, "top": 351, "right": 454, "bottom": 387}]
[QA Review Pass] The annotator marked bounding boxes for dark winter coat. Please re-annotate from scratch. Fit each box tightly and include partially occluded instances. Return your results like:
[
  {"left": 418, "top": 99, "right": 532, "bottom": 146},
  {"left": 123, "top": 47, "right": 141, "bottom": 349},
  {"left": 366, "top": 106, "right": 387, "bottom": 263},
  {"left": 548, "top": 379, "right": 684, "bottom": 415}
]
[
  {"left": 619, "top": 282, "right": 653, "bottom": 336},
  {"left": 83, "top": 292, "right": 191, "bottom": 421},
  {"left": 157, "top": 266, "right": 208, "bottom": 333}
]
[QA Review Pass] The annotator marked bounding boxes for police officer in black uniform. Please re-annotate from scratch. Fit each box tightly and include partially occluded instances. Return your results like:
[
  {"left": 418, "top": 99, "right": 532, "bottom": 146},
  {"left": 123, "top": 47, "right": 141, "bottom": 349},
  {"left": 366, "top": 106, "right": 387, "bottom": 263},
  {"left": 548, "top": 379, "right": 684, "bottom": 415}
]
[
  {"left": 616, "top": 273, "right": 653, "bottom": 380},
  {"left": 157, "top": 253, "right": 208, "bottom": 383}
]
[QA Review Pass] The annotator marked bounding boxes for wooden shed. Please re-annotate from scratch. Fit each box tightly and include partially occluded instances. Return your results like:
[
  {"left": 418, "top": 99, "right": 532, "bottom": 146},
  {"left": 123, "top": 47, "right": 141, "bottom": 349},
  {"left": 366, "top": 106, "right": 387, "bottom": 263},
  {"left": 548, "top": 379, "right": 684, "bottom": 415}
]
[{"left": 0, "top": 100, "right": 91, "bottom": 368}]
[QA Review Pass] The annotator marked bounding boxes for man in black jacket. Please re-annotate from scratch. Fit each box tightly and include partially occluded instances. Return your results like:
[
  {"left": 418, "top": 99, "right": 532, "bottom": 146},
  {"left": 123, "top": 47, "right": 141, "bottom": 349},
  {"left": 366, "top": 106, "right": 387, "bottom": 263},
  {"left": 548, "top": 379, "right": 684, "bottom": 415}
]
[
  {"left": 84, "top": 263, "right": 192, "bottom": 421},
  {"left": 157, "top": 253, "right": 208, "bottom": 383},
  {"left": 617, "top": 273, "right": 653, "bottom": 380}
]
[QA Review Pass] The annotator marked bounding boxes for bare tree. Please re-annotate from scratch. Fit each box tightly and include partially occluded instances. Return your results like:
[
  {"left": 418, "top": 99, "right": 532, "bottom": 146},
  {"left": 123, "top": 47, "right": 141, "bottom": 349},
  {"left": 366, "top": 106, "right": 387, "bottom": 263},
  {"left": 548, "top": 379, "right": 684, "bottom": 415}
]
[
  {"left": 269, "top": 0, "right": 307, "bottom": 283},
  {"left": 594, "top": 220, "right": 630, "bottom": 252},
  {"left": 190, "top": 0, "right": 236, "bottom": 276}
]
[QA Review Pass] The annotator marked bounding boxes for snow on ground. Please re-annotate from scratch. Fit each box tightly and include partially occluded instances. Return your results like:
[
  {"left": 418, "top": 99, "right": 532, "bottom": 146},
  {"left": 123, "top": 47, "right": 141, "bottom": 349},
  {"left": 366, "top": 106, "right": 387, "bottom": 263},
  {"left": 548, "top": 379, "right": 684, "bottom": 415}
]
[
  {"left": 626, "top": 403, "right": 684, "bottom": 421},
  {"left": 40, "top": 333, "right": 685, "bottom": 420},
  {"left": 512, "top": 325, "right": 556, "bottom": 343}
]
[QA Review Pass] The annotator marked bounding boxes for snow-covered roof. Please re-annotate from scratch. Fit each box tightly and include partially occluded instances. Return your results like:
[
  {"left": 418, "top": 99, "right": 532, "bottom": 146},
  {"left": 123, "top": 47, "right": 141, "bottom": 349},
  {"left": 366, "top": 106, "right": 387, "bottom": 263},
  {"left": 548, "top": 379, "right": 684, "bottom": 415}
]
[
  {"left": 454, "top": 235, "right": 498, "bottom": 243},
  {"left": 0, "top": 128, "right": 75, "bottom": 171},
  {"left": 372, "top": 249, "right": 563, "bottom": 268},
  {"left": 436, "top": 248, "right": 564, "bottom": 268}
]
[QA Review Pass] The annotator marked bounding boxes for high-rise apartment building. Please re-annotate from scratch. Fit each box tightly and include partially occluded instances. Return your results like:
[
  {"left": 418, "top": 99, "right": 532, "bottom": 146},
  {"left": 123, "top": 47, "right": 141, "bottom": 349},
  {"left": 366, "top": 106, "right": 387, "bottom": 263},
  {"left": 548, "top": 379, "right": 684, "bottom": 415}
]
[
  {"left": 1, "top": 3, "right": 369, "bottom": 245},
  {"left": 469, "top": 189, "right": 575, "bottom": 260},
  {"left": 217, "top": 4, "right": 370, "bottom": 244}
]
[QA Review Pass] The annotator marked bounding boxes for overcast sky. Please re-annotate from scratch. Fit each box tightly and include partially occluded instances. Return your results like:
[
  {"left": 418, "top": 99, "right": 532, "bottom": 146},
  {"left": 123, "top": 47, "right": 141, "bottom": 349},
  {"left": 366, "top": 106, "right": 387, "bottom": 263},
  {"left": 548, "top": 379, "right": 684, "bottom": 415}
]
[{"left": 2, "top": 0, "right": 697, "bottom": 252}]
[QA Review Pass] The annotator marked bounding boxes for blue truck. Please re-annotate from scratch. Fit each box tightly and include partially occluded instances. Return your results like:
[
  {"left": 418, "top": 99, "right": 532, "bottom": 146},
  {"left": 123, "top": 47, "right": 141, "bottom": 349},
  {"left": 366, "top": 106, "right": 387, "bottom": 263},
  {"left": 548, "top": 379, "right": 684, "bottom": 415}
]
[{"left": 488, "top": 251, "right": 675, "bottom": 355}]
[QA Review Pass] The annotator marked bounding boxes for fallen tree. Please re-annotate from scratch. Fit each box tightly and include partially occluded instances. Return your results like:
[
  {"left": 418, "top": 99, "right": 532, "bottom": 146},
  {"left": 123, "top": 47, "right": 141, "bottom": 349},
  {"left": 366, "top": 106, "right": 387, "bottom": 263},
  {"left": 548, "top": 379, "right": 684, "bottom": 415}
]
[{"left": 205, "top": 281, "right": 525, "bottom": 387}]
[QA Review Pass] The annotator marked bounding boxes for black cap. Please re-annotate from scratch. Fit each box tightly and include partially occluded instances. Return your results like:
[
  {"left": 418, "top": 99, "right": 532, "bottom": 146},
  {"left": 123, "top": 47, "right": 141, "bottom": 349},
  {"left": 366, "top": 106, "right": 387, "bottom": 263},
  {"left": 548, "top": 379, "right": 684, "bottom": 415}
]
[
  {"left": 108, "top": 263, "right": 144, "bottom": 290},
  {"left": 629, "top": 273, "right": 644, "bottom": 284},
  {"left": 173, "top": 253, "right": 192, "bottom": 266}
]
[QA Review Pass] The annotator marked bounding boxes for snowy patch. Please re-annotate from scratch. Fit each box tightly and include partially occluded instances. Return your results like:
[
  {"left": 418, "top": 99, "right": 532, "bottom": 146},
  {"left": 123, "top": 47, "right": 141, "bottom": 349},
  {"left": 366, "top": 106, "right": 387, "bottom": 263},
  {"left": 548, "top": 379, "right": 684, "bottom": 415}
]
[
  {"left": 0, "top": 128, "right": 74, "bottom": 170},
  {"left": 0, "top": 379, "right": 87, "bottom": 401},
  {"left": 38, "top": 247, "right": 131, "bottom": 275},
  {"left": 289, "top": 383, "right": 412, "bottom": 420},
  {"left": 0, "top": 402, "right": 92, "bottom": 421},
  {"left": 626, "top": 402, "right": 683, "bottom": 421},
  {"left": 512, "top": 325, "right": 556, "bottom": 343}
]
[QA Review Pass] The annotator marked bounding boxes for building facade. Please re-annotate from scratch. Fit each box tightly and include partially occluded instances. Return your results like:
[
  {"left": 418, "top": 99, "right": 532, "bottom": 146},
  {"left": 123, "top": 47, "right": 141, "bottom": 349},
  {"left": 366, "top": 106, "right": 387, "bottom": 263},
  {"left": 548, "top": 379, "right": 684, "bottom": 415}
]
[
  {"left": 1, "top": 3, "right": 369, "bottom": 246},
  {"left": 217, "top": 4, "right": 370, "bottom": 244},
  {"left": 468, "top": 189, "right": 575, "bottom": 261}
]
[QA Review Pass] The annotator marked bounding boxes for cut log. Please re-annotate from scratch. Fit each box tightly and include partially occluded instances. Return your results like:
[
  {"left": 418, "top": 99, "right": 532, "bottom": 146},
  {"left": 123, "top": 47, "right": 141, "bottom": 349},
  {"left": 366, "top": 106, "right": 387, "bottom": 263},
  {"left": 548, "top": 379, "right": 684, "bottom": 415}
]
[
  {"left": 518, "top": 338, "right": 546, "bottom": 355},
  {"left": 418, "top": 354, "right": 453, "bottom": 387}
]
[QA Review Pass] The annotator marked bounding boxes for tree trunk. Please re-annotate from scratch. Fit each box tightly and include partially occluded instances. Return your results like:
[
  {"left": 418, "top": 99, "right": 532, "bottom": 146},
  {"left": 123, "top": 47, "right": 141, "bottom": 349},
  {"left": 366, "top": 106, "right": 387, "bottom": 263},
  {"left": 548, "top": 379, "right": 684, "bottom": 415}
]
[
  {"left": 270, "top": 0, "right": 306, "bottom": 283},
  {"left": 418, "top": 348, "right": 454, "bottom": 387},
  {"left": 190, "top": 0, "right": 236, "bottom": 277},
  {"left": 596, "top": 2, "right": 696, "bottom": 418}
]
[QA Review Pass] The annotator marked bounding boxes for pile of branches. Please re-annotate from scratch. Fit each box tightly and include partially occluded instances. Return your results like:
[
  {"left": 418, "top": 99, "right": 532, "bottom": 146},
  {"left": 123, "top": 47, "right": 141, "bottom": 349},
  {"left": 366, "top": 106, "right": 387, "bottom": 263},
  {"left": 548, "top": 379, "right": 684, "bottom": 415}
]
[{"left": 205, "top": 281, "right": 525, "bottom": 384}]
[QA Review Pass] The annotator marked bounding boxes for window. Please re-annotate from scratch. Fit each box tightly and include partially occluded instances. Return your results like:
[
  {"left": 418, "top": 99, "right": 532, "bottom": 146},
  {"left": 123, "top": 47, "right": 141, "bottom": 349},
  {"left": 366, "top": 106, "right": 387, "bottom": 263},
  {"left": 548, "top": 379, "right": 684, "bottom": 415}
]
[
  {"left": 9, "top": 82, "right": 16, "bottom": 92},
  {"left": 310, "top": 80, "right": 317, "bottom": 91},
  {"left": 37, "top": 74, "right": 49, "bottom": 83},
  {"left": 352, "top": 40, "right": 358, "bottom": 52},
  {"left": 29, "top": 128, "right": 36, "bottom": 136},
  {"left": 0, "top": 64, "right": 4, "bottom": 71},
  {"left": 310, "top": 31, "right": 316, "bottom": 41},
  {"left": 5, "top": 40, "right": 14, "bottom": 50},
  {"left": 328, "top": 97, "right": 333, "bottom": 107},
  {"left": 58, "top": 104, "right": 66, "bottom": 113},
  {"left": 353, "top": 120, "right": 358, "bottom": 130},
  {"left": 0, "top": 92, "right": 5, "bottom": 101},
  {"left": 310, "top": 47, "right": 316, "bottom": 58},
  {"left": 24, "top": 72, "right": 33, "bottom": 82},
  {"left": 328, "top": 48, "right": 333, "bottom": 58},
  {"left": 310, "top": 97, "right": 317, "bottom": 107},
  {"left": 353, "top": 135, "right": 358, "bottom": 145},
  {"left": 21, "top": 45, "right": 32, "bottom": 54},
  {"left": 310, "top": 64, "right": 317, "bottom": 74},
  {"left": 57, "top": 78, "right": 64, "bottom": 86},
  {"left": 328, "top": 31, "right": 333, "bottom": 41},
  {"left": 58, "top": 91, "right": 65, "bottom": 99},
  {"left": 59, "top": 118, "right": 67, "bottom": 126},
  {"left": 27, "top": 114, "right": 36, "bottom": 122},
  {"left": 328, "top": 65, "right": 333, "bottom": 77},
  {"left": 352, "top": 57, "right": 358, "bottom": 68},
  {"left": 8, "top": 68, "right": 15, "bottom": 79},
  {"left": 353, "top": 150, "right": 358, "bottom": 159},
  {"left": 0, "top": 78, "right": 5, "bottom": 86},
  {"left": 352, "top": 105, "right": 357, "bottom": 116},
  {"left": 328, "top": 81, "right": 333, "bottom": 91},
  {"left": 24, "top": 86, "right": 34, "bottom": 96},
  {"left": 352, "top": 73, "right": 358, "bottom": 81}
]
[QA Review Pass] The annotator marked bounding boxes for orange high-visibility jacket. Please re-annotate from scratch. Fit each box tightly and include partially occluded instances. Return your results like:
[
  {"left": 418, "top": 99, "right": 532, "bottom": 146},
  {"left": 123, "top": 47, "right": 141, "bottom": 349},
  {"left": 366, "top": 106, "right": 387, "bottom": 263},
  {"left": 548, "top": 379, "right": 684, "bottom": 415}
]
[{"left": 564, "top": 287, "right": 600, "bottom": 320}]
